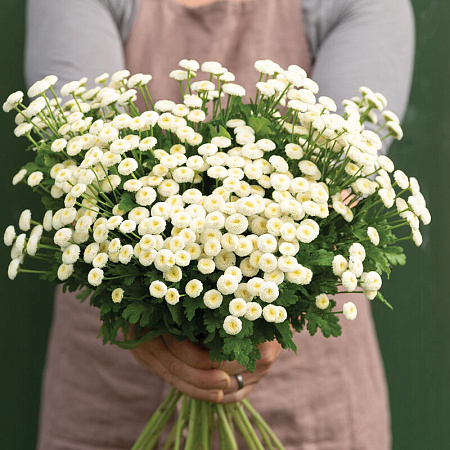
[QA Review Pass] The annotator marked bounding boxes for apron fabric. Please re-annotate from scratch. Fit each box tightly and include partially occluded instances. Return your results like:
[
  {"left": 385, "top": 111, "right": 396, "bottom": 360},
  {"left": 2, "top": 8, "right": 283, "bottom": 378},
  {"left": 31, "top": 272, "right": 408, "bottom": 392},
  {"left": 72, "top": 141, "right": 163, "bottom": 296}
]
[{"left": 37, "top": 1, "right": 390, "bottom": 448}]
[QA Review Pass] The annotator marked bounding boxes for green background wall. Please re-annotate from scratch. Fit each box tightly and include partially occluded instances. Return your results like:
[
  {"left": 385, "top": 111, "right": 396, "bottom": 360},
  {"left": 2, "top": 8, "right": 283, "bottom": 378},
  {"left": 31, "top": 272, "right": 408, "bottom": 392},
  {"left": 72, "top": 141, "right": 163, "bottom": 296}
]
[{"left": 0, "top": 1, "right": 448, "bottom": 448}]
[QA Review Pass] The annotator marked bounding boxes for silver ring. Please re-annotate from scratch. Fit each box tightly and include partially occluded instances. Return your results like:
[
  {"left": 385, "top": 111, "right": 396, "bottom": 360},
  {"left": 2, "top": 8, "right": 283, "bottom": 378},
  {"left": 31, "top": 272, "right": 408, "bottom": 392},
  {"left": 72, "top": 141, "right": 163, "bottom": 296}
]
[{"left": 235, "top": 373, "right": 244, "bottom": 390}]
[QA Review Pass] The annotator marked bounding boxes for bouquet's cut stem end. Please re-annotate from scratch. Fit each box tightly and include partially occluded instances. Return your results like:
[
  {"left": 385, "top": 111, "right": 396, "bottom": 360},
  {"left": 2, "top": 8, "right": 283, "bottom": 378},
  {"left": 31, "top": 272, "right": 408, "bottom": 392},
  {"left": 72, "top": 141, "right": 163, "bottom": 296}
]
[{"left": 132, "top": 388, "right": 286, "bottom": 450}]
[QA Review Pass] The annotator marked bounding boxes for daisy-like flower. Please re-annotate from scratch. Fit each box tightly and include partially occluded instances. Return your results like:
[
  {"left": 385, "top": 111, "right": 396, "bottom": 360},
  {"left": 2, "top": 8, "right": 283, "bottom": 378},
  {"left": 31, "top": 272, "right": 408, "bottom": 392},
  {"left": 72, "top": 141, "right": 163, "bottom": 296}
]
[
  {"left": 367, "top": 227, "right": 380, "bottom": 246},
  {"left": 316, "top": 293, "right": 330, "bottom": 310},
  {"left": 362, "top": 271, "right": 382, "bottom": 291},
  {"left": 92, "top": 252, "right": 109, "bottom": 269},
  {"left": 136, "top": 187, "right": 157, "bottom": 206},
  {"left": 229, "top": 298, "right": 248, "bottom": 317},
  {"left": 280, "top": 222, "right": 296, "bottom": 242},
  {"left": 225, "top": 213, "right": 248, "bottom": 235},
  {"left": 262, "top": 304, "right": 279, "bottom": 323},
  {"left": 217, "top": 274, "right": 239, "bottom": 295},
  {"left": 222, "top": 83, "right": 246, "bottom": 97},
  {"left": 8, "top": 258, "right": 21, "bottom": 280},
  {"left": 244, "top": 302, "right": 262, "bottom": 321},
  {"left": 87, "top": 267, "right": 104, "bottom": 286},
  {"left": 223, "top": 315, "right": 242, "bottom": 335},
  {"left": 118, "top": 158, "right": 138, "bottom": 176},
  {"left": 62, "top": 244, "right": 81, "bottom": 265},
  {"left": 111, "top": 288, "right": 124, "bottom": 304},
  {"left": 164, "top": 288, "right": 180, "bottom": 306},
  {"left": 343, "top": 302, "right": 358, "bottom": 320},
  {"left": 27, "top": 171, "right": 44, "bottom": 187},
  {"left": 3, "top": 225, "right": 16, "bottom": 246},
  {"left": 386, "top": 121, "right": 403, "bottom": 140},
  {"left": 296, "top": 224, "right": 317, "bottom": 243},
  {"left": 54, "top": 228, "right": 72, "bottom": 247},
  {"left": 259, "top": 281, "right": 279, "bottom": 303},
  {"left": 185, "top": 279, "right": 203, "bottom": 298},
  {"left": 119, "top": 219, "right": 137, "bottom": 234},
  {"left": 149, "top": 280, "right": 167, "bottom": 298},
  {"left": 349, "top": 256, "right": 364, "bottom": 278},
  {"left": 12, "top": 168, "right": 28, "bottom": 186},
  {"left": 18, "top": 209, "right": 32, "bottom": 232},
  {"left": 256, "top": 82, "right": 276, "bottom": 97},
  {"left": 118, "top": 245, "right": 133, "bottom": 264},
  {"left": 341, "top": 270, "right": 358, "bottom": 292},
  {"left": 349, "top": 243, "right": 366, "bottom": 262},
  {"left": 201, "top": 289, "right": 223, "bottom": 310}
]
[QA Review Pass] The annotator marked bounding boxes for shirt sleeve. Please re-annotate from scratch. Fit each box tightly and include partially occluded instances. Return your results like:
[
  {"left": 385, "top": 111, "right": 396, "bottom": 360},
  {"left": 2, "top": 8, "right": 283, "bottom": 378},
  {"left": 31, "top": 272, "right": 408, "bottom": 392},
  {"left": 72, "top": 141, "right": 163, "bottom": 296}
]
[
  {"left": 25, "top": 0, "right": 127, "bottom": 89},
  {"left": 302, "top": 0, "right": 415, "bottom": 122}
]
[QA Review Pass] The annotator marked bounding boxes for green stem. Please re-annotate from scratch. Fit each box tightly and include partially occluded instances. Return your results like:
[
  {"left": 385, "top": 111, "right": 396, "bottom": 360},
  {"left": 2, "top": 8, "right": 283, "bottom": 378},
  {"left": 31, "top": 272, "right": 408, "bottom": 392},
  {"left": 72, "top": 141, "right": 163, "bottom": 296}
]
[
  {"left": 242, "top": 399, "right": 286, "bottom": 450},
  {"left": 216, "top": 404, "right": 238, "bottom": 450}
]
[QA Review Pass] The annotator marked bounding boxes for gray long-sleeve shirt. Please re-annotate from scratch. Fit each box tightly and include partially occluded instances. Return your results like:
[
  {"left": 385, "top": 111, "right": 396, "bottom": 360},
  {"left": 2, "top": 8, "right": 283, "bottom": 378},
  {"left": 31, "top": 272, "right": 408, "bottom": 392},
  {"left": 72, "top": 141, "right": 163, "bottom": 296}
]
[{"left": 25, "top": 0, "right": 415, "bottom": 122}]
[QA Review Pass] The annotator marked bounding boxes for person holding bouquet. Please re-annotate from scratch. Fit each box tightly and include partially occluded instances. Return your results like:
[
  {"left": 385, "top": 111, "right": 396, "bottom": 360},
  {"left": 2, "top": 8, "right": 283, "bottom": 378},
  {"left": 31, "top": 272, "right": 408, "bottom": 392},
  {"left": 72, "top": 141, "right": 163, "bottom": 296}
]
[{"left": 23, "top": 0, "right": 415, "bottom": 448}]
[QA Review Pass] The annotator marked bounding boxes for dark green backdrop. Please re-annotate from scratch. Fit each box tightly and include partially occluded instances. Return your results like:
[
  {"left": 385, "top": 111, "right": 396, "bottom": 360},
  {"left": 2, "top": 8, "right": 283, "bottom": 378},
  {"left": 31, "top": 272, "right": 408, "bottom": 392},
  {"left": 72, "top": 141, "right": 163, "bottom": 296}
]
[{"left": 0, "top": 1, "right": 448, "bottom": 448}]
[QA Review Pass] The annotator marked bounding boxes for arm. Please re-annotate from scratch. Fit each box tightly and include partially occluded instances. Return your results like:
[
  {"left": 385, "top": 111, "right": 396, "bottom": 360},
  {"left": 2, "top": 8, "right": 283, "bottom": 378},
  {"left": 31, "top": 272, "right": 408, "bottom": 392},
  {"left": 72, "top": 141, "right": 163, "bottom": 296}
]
[
  {"left": 25, "top": 0, "right": 127, "bottom": 89},
  {"left": 303, "top": 0, "right": 415, "bottom": 122}
]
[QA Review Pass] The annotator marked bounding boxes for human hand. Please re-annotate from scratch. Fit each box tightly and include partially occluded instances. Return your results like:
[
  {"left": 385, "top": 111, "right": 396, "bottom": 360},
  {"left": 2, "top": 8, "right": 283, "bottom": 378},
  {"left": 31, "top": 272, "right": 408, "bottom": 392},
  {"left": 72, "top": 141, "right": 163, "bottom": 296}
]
[
  {"left": 215, "top": 340, "right": 283, "bottom": 404},
  {"left": 130, "top": 333, "right": 231, "bottom": 403}
]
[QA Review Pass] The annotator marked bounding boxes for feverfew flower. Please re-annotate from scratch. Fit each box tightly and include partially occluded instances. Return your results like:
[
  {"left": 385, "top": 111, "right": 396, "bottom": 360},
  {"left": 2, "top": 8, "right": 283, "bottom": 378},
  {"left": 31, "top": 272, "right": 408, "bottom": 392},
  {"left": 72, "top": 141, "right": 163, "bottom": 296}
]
[
  {"left": 223, "top": 315, "right": 242, "bottom": 335},
  {"left": 165, "top": 288, "right": 180, "bottom": 305},
  {"left": 229, "top": 298, "right": 248, "bottom": 317},
  {"left": 262, "top": 304, "right": 279, "bottom": 322},
  {"left": 204, "top": 289, "right": 223, "bottom": 309},
  {"left": 341, "top": 270, "right": 358, "bottom": 292},
  {"left": 316, "top": 294, "right": 330, "bottom": 310},
  {"left": 367, "top": 227, "right": 380, "bottom": 246},
  {"left": 185, "top": 279, "right": 203, "bottom": 298},
  {"left": 343, "top": 302, "right": 358, "bottom": 321},
  {"left": 112, "top": 288, "right": 124, "bottom": 303},
  {"left": 149, "top": 280, "right": 167, "bottom": 298}
]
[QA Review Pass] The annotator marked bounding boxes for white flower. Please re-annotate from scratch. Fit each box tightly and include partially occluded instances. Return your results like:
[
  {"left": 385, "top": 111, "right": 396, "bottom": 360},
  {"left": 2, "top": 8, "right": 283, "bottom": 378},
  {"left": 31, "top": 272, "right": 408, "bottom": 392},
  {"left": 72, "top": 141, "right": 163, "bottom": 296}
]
[
  {"left": 296, "top": 224, "right": 317, "bottom": 243},
  {"left": 88, "top": 267, "right": 104, "bottom": 286},
  {"left": 277, "top": 255, "right": 297, "bottom": 273},
  {"left": 217, "top": 274, "right": 239, "bottom": 295},
  {"left": 119, "top": 245, "right": 133, "bottom": 264},
  {"left": 222, "top": 83, "right": 246, "bottom": 97},
  {"left": 211, "top": 136, "right": 232, "bottom": 149},
  {"left": 136, "top": 187, "right": 157, "bottom": 206},
  {"left": 349, "top": 256, "right": 364, "bottom": 278},
  {"left": 316, "top": 293, "right": 330, "bottom": 310},
  {"left": 3, "top": 225, "right": 16, "bottom": 246},
  {"left": 162, "top": 288, "right": 179, "bottom": 306},
  {"left": 93, "top": 252, "right": 109, "bottom": 269},
  {"left": 62, "top": 244, "right": 81, "bottom": 264},
  {"left": 342, "top": 270, "right": 358, "bottom": 292},
  {"left": 367, "top": 227, "right": 380, "bottom": 246},
  {"left": 256, "top": 82, "right": 275, "bottom": 97},
  {"left": 229, "top": 298, "right": 248, "bottom": 317},
  {"left": 285, "top": 264, "right": 307, "bottom": 284},
  {"left": 349, "top": 243, "right": 366, "bottom": 262},
  {"left": 204, "top": 289, "right": 223, "bottom": 309},
  {"left": 8, "top": 258, "right": 20, "bottom": 280},
  {"left": 118, "top": 220, "right": 136, "bottom": 234},
  {"left": 280, "top": 222, "right": 296, "bottom": 242},
  {"left": 112, "top": 288, "right": 124, "bottom": 303},
  {"left": 149, "top": 280, "right": 167, "bottom": 298},
  {"left": 54, "top": 228, "right": 72, "bottom": 247},
  {"left": 393, "top": 170, "right": 409, "bottom": 189},
  {"left": 343, "top": 302, "right": 358, "bottom": 321},
  {"left": 386, "top": 121, "right": 403, "bottom": 140},
  {"left": 12, "top": 168, "right": 27, "bottom": 186},
  {"left": 18, "top": 209, "right": 32, "bottom": 232},
  {"left": 262, "top": 304, "right": 279, "bottom": 323},
  {"left": 27, "top": 171, "right": 44, "bottom": 187},
  {"left": 362, "top": 271, "right": 382, "bottom": 291},
  {"left": 185, "top": 279, "right": 203, "bottom": 298},
  {"left": 118, "top": 158, "right": 138, "bottom": 176},
  {"left": 378, "top": 155, "right": 395, "bottom": 173},
  {"left": 412, "top": 229, "right": 423, "bottom": 246},
  {"left": 259, "top": 281, "right": 279, "bottom": 303},
  {"left": 223, "top": 316, "right": 242, "bottom": 335},
  {"left": 60, "top": 81, "right": 81, "bottom": 97},
  {"left": 225, "top": 214, "right": 248, "bottom": 234},
  {"left": 244, "top": 302, "right": 262, "bottom": 321}
]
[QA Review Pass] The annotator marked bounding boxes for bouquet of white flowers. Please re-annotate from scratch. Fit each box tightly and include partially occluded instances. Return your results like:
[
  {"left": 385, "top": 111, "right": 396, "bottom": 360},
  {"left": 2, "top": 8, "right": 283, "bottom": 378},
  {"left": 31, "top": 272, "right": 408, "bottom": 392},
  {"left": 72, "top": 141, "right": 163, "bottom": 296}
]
[{"left": 3, "top": 59, "right": 430, "bottom": 449}]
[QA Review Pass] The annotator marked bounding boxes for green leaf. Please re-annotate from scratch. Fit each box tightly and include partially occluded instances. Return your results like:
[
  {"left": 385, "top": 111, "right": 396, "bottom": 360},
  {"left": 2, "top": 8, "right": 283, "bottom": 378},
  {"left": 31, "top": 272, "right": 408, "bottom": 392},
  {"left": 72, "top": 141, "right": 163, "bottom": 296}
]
[
  {"left": 304, "top": 249, "right": 334, "bottom": 267},
  {"left": 183, "top": 297, "right": 203, "bottom": 322},
  {"left": 75, "top": 288, "right": 92, "bottom": 302},
  {"left": 122, "top": 302, "right": 148, "bottom": 324},
  {"left": 377, "top": 290, "right": 394, "bottom": 310},
  {"left": 204, "top": 314, "right": 221, "bottom": 333},
  {"left": 223, "top": 337, "right": 254, "bottom": 371},
  {"left": 44, "top": 153, "right": 59, "bottom": 168},
  {"left": 118, "top": 192, "right": 138, "bottom": 213},
  {"left": 217, "top": 125, "right": 232, "bottom": 140},
  {"left": 168, "top": 303, "right": 183, "bottom": 326},
  {"left": 384, "top": 246, "right": 407, "bottom": 266},
  {"left": 277, "top": 288, "right": 299, "bottom": 307},
  {"left": 248, "top": 116, "right": 273, "bottom": 138},
  {"left": 274, "top": 322, "right": 297, "bottom": 352}
]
